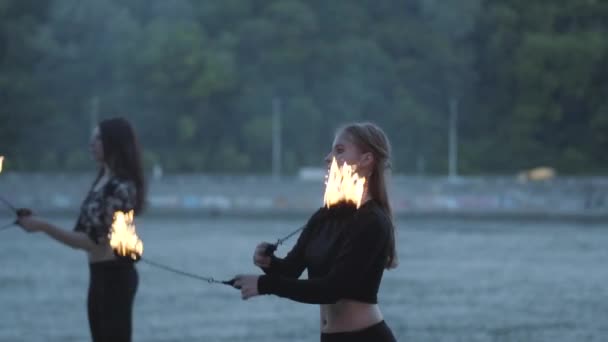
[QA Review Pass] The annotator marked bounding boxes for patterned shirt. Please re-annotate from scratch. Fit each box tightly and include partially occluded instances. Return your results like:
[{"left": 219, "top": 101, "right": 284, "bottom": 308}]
[{"left": 74, "top": 177, "right": 137, "bottom": 243}]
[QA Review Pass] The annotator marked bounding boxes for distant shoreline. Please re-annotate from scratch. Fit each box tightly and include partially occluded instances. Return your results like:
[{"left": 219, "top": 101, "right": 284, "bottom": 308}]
[
  {"left": 3, "top": 208, "right": 607, "bottom": 224},
  {"left": 1, "top": 173, "right": 606, "bottom": 223}
]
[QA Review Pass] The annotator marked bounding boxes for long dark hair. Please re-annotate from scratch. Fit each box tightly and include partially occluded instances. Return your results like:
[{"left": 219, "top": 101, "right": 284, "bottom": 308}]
[
  {"left": 339, "top": 122, "right": 398, "bottom": 269},
  {"left": 96, "top": 117, "right": 146, "bottom": 214}
]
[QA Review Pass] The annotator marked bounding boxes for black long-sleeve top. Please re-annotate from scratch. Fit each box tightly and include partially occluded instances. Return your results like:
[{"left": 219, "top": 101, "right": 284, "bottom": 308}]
[{"left": 258, "top": 200, "right": 392, "bottom": 304}]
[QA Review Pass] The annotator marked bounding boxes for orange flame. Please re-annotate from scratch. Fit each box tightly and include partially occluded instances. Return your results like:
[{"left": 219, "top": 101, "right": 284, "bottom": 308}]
[
  {"left": 323, "top": 157, "right": 366, "bottom": 209},
  {"left": 109, "top": 210, "right": 143, "bottom": 260}
]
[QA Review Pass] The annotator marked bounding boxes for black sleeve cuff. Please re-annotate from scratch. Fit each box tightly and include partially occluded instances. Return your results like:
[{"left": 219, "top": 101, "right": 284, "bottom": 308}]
[
  {"left": 260, "top": 256, "right": 280, "bottom": 274},
  {"left": 258, "top": 275, "right": 275, "bottom": 295}
]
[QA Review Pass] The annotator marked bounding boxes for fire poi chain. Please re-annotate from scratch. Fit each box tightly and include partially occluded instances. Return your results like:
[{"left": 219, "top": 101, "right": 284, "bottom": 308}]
[
  {"left": 109, "top": 210, "right": 236, "bottom": 285},
  {"left": 0, "top": 156, "right": 30, "bottom": 231},
  {"left": 265, "top": 159, "right": 366, "bottom": 256},
  {"left": 106, "top": 158, "right": 368, "bottom": 284},
  {"left": 4, "top": 157, "right": 369, "bottom": 281}
]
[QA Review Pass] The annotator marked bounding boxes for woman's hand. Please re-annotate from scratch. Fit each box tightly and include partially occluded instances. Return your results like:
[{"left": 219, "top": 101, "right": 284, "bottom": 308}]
[
  {"left": 233, "top": 274, "right": 260, "bottom": 300},
  {"left": 17, "top": 216, "right": 48, "bottom": 233},
  {"left": 16, "top": 208, "right": 33, "bottom": 217},
  {"left": 253, "top": 242, "right": 273, "bottom": 268},
  {"left": 14, "top": 214, "right": 95, "bottom": 251}
]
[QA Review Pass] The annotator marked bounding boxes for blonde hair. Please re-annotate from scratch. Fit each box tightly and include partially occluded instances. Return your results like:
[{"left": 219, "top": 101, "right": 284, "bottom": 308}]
[{"left": 338, "top": 122, "right": 398, "bottom": 269}]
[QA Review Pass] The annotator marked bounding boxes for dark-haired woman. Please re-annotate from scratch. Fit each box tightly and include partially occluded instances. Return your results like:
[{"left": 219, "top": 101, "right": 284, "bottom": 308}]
[{"left": 18, "top": 117, "right": 146, "bottom": 342}]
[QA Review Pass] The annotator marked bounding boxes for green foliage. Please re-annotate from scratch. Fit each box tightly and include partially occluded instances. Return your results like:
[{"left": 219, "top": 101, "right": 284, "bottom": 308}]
[
  {"left": 474, "top": 0, "right": 608, "bottom": 174},
  {"left": 0, "top": 0, "right": 606, "bottom": 174}
]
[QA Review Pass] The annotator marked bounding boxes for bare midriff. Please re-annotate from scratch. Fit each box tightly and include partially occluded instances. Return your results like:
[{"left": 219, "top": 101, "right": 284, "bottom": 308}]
[
  {"left": 87, "top": 238, "right": 118, "bottom": 263},
  {"left": 320, "top": 299, "right": 383, "bottom": 333}
]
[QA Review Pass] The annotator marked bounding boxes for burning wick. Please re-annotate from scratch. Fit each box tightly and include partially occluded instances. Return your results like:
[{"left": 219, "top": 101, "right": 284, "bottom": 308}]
[
  {"left": 109, "top": 210, "right": 143, "bottom": 261},
  {"left": 323, "top": 157, "right": 366, "bottom": 209}
]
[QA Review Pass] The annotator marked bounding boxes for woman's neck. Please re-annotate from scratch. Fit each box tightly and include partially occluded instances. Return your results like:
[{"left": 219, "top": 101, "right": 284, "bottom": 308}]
[
  {"left": 93, "top": 165, "right": 113, "bottom": 191},
  {"left": 103, "top": 164, "right": 113, "bottom": 177},
  {"left": 361, "top": 187, "right": 372, "bottom": 205}
]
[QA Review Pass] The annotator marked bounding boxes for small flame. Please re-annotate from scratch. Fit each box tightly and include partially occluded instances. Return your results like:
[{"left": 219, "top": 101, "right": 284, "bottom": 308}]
[
  {"left": 0, "top": 156, "right": 4, "bottom": 173},
  {"left": 323, "top": 157, "right": 366, "bottom": 208},
  {"left": 109, "top": 210, "right": 143, "bottom": 260}
]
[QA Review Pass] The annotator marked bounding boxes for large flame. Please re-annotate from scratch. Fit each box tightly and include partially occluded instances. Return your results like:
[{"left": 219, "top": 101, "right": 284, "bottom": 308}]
[
  {"left": 323, "top": 157, "right": 366, "bottom": 208},
  {"left": 109, "top": 210, "right": 143, "bottom": 260},
  {"left": 0, "top": 156, "right": 4, "bottom": 173}
]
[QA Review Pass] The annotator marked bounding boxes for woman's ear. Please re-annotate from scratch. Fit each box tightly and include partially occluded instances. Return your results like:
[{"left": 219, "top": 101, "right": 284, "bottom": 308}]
[{"left": 359, "top": 152, "right": 374, "bottom": 169}]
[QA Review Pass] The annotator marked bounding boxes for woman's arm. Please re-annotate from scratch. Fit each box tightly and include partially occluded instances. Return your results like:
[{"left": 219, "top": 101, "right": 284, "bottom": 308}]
[
  {"left": 256, "top": 208, "right": 324, "bottom": 278},
  {"left": 256, "top": 215, "right": 390, "bottom": 304},
  {"left": 18, "top": 216, "right": 98, "bottom": 251}
]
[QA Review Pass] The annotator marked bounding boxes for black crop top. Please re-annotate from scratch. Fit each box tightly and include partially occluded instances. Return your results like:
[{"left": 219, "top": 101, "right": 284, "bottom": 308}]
[
  {"left": 258, "top": 200, "right": 392, "bottom": 304},
  {"left": 74, "top": 177, "right": 137, "bottom": 244}
]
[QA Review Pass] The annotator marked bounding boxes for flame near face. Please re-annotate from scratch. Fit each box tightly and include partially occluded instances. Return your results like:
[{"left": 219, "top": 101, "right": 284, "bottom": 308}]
[
  {"left": 109, "top": 210, "right": 143, "bottom": 260},
  {"left": 323, "top": 157, "right": 366, "bottom": 209}
]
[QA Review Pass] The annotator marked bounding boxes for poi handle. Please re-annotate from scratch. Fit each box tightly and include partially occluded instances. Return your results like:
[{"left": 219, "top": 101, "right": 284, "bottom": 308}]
[
  {"left": 264, "top": 243, "right": 278, "bottom": 256},
  {"left": 223, "top": 278, "right": 239, "bottom": 288},
  {"left": 16, "top": 208, "right": 33, "bottom": 217}
]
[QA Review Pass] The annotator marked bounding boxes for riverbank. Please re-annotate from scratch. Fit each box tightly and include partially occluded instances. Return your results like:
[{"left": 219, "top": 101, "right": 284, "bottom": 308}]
[{"left": 1, "top": 173, "right": 606, "bottom": 222}]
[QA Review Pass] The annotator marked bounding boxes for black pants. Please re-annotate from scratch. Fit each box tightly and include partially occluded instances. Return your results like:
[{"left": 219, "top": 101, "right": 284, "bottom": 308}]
[
  {"left": 88, "top": 260, "right": 138, "bottom": 342},
  {"left": 321, "top": 321, "right": 396, "bottom": 342}
]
